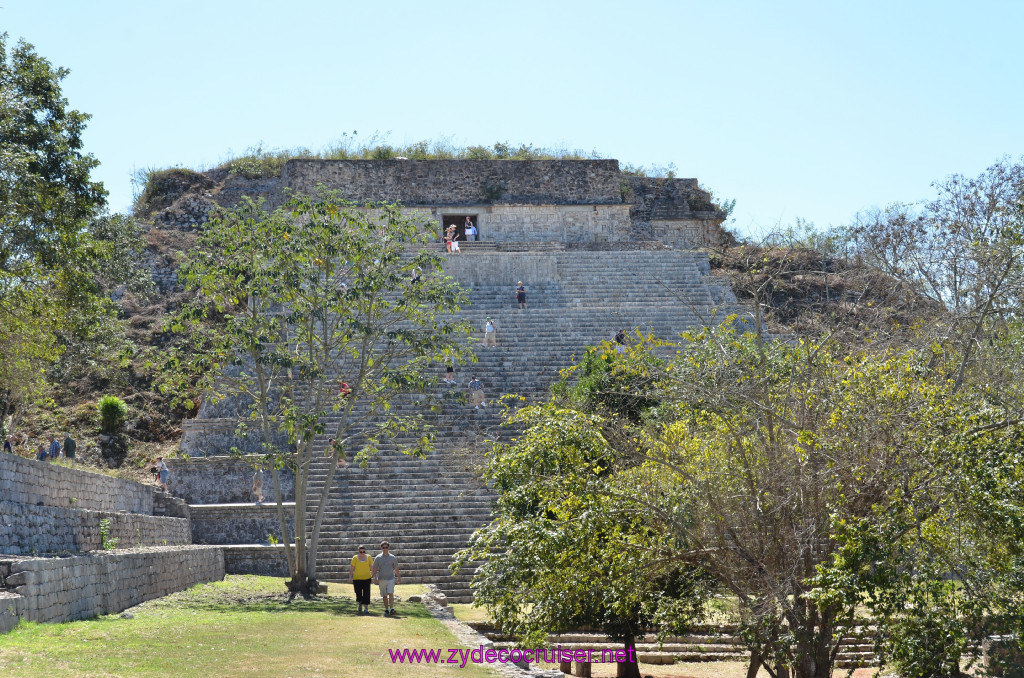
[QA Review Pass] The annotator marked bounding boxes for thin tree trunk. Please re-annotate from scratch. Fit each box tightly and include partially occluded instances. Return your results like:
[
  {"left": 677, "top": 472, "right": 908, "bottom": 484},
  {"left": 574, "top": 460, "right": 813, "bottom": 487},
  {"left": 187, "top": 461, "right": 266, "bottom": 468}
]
[
  {"left": 307, "top": 449, "right": 342, "bottom": 584},
  {"left": 746, "top": 651, "right": 762, "bottom": 678},
  {"left": 291, "top": 439, "right": 309, "bottom": 592},
  {"left": 271, "top": 468, "right": 296, "bottom": 577}
]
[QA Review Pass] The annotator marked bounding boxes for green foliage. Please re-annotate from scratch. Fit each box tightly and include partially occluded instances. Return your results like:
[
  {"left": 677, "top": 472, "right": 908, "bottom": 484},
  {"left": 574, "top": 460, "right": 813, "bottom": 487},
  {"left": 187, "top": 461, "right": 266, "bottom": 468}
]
[
  {"left": 456, "top": 400, "right": 712, "bottom": 673},
  {"left": 471, "top": 321, "right": 1024, "bottom": 677},
  {"left": 209, "top": 133, "right": 610, "bottom": 176},
  {"left": 131, "top": 166, "right": 208, "bottom": 213},
  {"left": 0, "top": 35, "right": 151, "bottom": 435},
  {"left": 160, "top": 193, "right": 475, "bottom": 593},
  {"left": 98, "top": 518, "right": 119, "bottom": 550},
  {"left": 226, "top": 145, "right": 313, "bottom": 180},
  {"left": 97, "top": 395, "right": 128, "bottom": 434},
  {"left": 552, "top": 339, "right": 664, "bottom": 423}
]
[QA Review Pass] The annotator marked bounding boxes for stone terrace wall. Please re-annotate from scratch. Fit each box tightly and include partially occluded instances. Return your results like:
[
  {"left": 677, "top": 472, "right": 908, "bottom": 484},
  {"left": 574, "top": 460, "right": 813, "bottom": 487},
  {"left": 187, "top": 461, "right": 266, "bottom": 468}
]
[
  {"left": 0, "top": 500, "right": 189, "bottom": 555},
  {"left": 165, "top": 456, "right": 295, "bottom": 504},
  {"left": 222, "top": 545, "right": 288, "bottom": 577},
  {"left": 282, "top": 159, "right": 623, "bottom": 206},
  {"left": 0, "top": 546, "right": 224, "bottom": 632},
  {"left": 189, "top": 504, "right": 293, "bottom": 545},
  {"left": 0, "top": 454, "right": 154, "bottom": 514}
]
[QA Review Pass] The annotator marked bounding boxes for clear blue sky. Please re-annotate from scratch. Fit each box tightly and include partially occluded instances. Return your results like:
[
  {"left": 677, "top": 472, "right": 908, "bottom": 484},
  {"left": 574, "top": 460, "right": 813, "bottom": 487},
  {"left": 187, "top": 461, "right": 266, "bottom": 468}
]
[{"left": 5, "top": 1, "right": 1023, "bottom": 236}]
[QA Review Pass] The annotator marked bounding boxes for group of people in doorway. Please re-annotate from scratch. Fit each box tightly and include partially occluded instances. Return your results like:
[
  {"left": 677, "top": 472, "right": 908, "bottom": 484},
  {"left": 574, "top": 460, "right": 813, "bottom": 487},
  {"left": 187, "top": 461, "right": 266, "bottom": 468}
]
[
  {"left": 443, "top": 216, "right": 479, "bottom": 254},
  {"left": 349, "top": 541, "right": 402, "bottom": 615}
]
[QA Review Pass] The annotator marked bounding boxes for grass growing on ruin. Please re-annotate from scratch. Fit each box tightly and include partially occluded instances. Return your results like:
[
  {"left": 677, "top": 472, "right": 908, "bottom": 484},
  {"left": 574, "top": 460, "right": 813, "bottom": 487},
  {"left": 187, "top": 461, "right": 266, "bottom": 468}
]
[{"left": 0, "top": 576, "right": 494, "bottom": 678}]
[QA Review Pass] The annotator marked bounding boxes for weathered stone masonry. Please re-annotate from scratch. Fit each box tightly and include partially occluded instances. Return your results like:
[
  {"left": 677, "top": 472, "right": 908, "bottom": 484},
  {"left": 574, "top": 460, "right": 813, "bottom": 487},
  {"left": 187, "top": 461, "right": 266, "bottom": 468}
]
[
  {"left": 0, "top": 453, "right": 154, "bottom": 514},
  {"left": 0, "top": 455, "right": 225, "bottom": 632},
  {"left": 0, "top": 546, "right": 224, "bottom": 633}
]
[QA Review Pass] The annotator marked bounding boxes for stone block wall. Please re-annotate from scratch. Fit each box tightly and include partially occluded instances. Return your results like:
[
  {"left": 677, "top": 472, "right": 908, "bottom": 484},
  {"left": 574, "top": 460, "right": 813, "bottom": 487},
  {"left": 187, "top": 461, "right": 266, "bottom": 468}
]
[
  {"left": 0, "top": 500, "right": 190, "bottom": 555},
  {"left": 165, "top": 456, "right": 295, "bottom": 505},
  {"left": 651, "top": 217, "right": 731, "bottom": 249},
  {"left": 282, "top": 159, "right": 623, "bottom": 206},
  {"left": 0, "top": 546, "right": 224, "bottom": 629},
  {"left": 453, "top": 204, "right": 631, "bottom": 244},
  {"left": 0, "top": 454, "right": 154, "bottom": 514},
  {"left": 189, "top": 504, "right": 294, "bottom": 545},
  {"left": 222, "top": 544, "right": 289, "bottom": 577}
]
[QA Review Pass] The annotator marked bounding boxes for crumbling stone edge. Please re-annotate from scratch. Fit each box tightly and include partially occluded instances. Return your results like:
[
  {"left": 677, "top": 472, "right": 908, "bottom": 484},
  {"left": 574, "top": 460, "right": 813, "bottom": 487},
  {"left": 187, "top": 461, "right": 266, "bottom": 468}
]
[{"left": 420, "top": 584, "right": 562, "bottom": 678}]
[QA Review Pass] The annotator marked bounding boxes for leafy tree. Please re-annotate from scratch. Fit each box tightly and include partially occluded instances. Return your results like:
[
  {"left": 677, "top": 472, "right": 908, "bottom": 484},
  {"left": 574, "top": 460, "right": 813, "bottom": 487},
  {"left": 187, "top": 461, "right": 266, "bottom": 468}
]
[
  {"left": 166, "top": 194, "right": 474, "bottom": 594},
  {"left": 471, "top": 325, "right": 1024, "bottom": 678},
  {"left": 641, "top": 326, "right": 1024, "bottom": 678},
  {"left": 0, "top": 34, "right": 151, "bottom": 436},
  {"left": 454, "top": 401, "right": 711, "bottom": 678},
  {"left": 0, "top": 32, "right": 107, "bottom": 310}
]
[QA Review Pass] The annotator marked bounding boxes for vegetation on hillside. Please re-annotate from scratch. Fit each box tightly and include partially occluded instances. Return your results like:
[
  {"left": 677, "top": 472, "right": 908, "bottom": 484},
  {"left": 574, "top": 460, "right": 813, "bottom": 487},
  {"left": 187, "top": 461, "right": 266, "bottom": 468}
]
[{"left": 1, "top": 34, "right": 167, "bottom": 478}]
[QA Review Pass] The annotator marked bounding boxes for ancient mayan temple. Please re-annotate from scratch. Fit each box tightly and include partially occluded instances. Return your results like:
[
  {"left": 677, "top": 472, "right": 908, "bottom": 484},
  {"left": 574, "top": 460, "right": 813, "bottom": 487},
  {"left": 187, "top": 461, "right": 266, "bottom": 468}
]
[{"left": 163, "top": 159, "right": 750, "bottom": 601}]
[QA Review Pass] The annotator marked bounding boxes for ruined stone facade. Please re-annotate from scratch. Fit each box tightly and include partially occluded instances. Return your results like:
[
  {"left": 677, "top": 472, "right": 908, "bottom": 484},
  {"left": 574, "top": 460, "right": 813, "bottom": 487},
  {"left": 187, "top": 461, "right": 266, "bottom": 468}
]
[{"left": 145, "top": 159, "right": 728, "bottom": 263}]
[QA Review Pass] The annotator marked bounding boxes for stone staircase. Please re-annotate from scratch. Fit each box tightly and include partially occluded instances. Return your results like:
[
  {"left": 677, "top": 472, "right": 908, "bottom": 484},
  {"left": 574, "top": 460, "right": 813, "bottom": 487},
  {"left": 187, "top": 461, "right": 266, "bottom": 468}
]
[
  {"left": 183, "top": 243, "right": 751, "bottom": 603},
  {"left": 470, "top": 623, "right": 879, "bottom": 669}
]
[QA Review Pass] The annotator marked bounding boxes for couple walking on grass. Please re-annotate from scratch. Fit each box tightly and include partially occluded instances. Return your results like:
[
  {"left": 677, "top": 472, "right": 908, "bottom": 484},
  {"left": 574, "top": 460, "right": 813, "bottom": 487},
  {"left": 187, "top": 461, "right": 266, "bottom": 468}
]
[{"left": 349, "top": 541, "right": 402, "bottom": 615}]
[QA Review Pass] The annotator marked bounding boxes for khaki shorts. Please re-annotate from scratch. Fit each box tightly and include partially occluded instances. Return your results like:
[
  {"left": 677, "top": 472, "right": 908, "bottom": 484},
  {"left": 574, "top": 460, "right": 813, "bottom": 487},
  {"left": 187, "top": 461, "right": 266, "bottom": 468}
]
[{"left": 378, "top": 578, "right": 395, "bottom": 596}]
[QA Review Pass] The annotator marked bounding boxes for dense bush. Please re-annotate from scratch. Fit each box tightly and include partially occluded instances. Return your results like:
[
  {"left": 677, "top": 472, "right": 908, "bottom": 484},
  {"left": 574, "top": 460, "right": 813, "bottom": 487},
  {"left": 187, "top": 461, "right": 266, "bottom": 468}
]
[{"left": 97, "top": 395, "right": 128, "bottom": 433}]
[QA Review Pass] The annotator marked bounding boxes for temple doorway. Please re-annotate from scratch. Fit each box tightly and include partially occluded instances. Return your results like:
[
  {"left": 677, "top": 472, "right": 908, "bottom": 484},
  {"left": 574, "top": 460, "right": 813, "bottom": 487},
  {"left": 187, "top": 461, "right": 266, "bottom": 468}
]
[{"left": 442, "top": 215, "right": 478, "bottom": 242}]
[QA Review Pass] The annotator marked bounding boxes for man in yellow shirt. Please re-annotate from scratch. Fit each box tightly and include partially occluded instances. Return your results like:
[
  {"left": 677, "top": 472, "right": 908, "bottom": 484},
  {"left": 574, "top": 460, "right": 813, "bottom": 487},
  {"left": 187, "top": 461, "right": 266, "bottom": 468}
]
[{"left": 349, "top": 545, "right": 374, "bottom": 614}]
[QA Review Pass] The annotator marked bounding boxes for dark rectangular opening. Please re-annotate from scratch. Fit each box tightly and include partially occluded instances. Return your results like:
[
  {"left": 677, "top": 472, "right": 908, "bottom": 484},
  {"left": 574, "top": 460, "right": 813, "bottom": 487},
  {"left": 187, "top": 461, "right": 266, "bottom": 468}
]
[{"left": 442, "top": 215, "right": 478, "bottom": 242}]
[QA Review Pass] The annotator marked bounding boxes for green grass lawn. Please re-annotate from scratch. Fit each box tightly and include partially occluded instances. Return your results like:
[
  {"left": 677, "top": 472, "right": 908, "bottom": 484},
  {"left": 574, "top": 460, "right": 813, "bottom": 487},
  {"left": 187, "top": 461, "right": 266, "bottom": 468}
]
[{"left": 0, "top": 576, "right": 496, "bottom": 677}]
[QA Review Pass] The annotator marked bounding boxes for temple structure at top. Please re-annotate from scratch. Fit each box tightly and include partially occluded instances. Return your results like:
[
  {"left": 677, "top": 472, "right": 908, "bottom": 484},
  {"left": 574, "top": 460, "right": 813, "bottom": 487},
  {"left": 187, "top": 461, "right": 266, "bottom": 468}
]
[{"left": 185, "top": 158, "right": 730, "bottom": 249}]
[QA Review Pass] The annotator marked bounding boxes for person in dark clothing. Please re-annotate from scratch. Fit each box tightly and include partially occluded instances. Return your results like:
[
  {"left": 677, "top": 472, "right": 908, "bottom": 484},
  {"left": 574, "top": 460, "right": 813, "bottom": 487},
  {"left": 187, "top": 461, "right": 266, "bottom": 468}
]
[
  {"left": 515, "top": 281, "right": 527, "bottom": 310},
  {"left": 63, "top": 434, "right": 76, "bottom": 462}
]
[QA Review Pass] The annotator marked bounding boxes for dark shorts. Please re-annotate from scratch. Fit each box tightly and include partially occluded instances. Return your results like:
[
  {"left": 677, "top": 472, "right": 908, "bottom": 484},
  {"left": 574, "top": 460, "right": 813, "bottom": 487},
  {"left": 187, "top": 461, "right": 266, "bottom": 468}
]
[{"left": 517, "top": 293, "right": 526, "bottom": 302}]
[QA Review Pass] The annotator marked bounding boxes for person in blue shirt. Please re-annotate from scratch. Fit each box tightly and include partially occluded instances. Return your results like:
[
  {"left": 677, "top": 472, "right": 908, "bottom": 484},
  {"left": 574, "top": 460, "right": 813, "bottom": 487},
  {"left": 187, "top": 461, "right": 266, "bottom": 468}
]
[{"left": 47, "top": 435, "right": 61, "bottom": 460}]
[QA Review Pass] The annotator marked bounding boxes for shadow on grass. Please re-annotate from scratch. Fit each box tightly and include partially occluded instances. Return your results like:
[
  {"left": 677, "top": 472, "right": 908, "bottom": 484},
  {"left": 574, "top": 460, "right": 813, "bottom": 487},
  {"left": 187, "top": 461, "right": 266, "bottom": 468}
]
[{"left": 152, "top": 593, "right": 435, "bottom": 620}]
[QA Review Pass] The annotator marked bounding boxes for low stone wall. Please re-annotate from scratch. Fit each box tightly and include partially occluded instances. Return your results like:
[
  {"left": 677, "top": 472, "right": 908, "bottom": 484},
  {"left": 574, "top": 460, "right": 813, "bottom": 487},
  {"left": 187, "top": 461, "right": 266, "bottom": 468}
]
[
  {"left": 0, "top": 500, "right": 190, "bottom": 555},
  {"left": 189, "top": 503, "right": 295, "bottom": 545},
  {"left": 0, "top": 454, "right": 154, "bottom": 514},
  {"left": 222, "top": 544, "right": 289, "bottom": 577},
  {"left": 165, "top": 456, "right": 295, "bottom": 504},
  {"left": 0, "top": 545, "right": 224, "bottom": 632}
]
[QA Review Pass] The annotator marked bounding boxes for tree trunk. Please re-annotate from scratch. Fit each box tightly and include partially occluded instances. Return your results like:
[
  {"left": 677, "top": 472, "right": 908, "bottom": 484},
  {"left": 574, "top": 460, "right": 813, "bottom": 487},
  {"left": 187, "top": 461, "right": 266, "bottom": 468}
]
[
  {"left": 617, "top": 634, "right": 642, "bottom": 678},
  {"left": 271, "top": 468, "right": 296, "bottom": 578},
  {"left": 746, "top": 651, "right": 762, "bottom": 678},
  {"left": 794, "top": 634, "right": 835, "bottom": 678},
  {"left": 306, "top": 444, "right": 342, "bottom": 583}
]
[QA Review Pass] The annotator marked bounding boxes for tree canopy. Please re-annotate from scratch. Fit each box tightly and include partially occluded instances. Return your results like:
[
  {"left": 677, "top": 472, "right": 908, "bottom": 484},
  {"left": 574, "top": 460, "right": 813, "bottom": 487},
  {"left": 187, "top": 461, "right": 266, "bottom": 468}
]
[
  {"left": 0, "top": 34, "right": 150, "bottom": 440},
  {"left": 166, "top": 193, "right": 474, "bottom": 594}
]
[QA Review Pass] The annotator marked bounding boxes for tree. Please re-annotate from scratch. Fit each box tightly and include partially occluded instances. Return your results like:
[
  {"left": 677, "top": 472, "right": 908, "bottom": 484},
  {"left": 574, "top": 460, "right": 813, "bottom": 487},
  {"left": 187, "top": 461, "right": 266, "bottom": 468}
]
[
  {"left": 0, "top": 34, "right": 151, "bottom": 437},
  {"left": 455, "top": 340, "right": 713, "bottom": 677},
  {"left": 469, "top": 324, "right": 1024, "bottom": 678},
  {"left": 0, "top": 33, "right": 107, "bottom": 311},
  {"left": 167, "top": 193, "right": 474, "bottom": 594},
  {"left": 652, "top": 326, "right": 1024, "bottom": 678},
  {"left": 850, "top": 158, "right": 1024, "bottom": 390},
  {"left": 454, "top": 400, "right": 712, "bottom": 678}
]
